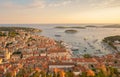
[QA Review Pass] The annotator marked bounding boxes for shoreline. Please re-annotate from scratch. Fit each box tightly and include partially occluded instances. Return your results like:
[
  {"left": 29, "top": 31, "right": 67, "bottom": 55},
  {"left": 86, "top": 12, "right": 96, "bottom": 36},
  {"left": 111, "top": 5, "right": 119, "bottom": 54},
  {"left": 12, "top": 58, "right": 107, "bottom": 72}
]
[{"left": 0, "top": 26, "right": 120, "bottom": 77}]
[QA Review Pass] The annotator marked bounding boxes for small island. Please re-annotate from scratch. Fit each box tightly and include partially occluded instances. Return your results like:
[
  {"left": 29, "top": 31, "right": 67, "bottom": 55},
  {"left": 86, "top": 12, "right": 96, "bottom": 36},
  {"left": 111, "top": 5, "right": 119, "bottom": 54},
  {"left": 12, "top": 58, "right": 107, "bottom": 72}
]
[
  {"left": 101, "top": 24, "right": 120, "bottom": 28},
  {"left": 65, "top": 29, "right": 78, "bottom": 33},
  {"left": 55, "top": 26, "right": 85, "bottom": 29},
  {"left": 85, "top": 25, "right": 97, "bottom": 28}
]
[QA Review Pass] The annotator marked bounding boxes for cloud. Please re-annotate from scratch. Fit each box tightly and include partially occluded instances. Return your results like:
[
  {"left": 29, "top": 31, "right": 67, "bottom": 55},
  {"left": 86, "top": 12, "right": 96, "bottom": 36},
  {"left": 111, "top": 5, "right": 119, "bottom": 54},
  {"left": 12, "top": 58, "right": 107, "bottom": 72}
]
[
  {"left": 0, "top": 1, "right": 20, "bottom": 9},
  {"left": 48, "top": 0, "right": 72, "bottom": 7},
  {"left": 0, "top": 0, "right": 73, "bottom": 9},
  {"left": 1, "top": 0, "right": 120, "bottom": 9},
  {"left": 0, "top": 0, "right": 45, "bottom": 9},
  {"left": 90, "top": 0, "right": 120, "bottom": 8}
]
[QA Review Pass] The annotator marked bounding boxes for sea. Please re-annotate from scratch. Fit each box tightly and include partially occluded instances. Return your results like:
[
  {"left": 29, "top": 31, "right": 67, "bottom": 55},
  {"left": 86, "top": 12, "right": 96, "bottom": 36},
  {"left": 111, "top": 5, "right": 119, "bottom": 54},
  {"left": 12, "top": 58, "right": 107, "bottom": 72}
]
[{"left": 0, "top": 24, "right": 120, "bottom": 57}]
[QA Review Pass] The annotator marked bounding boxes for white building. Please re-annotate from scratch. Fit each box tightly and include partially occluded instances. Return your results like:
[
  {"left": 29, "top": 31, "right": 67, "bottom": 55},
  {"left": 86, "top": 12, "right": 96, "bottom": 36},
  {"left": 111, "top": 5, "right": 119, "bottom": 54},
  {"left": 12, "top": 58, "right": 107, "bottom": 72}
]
[{"left": 49, "top": 62, "right": 75, "bottom": 71}]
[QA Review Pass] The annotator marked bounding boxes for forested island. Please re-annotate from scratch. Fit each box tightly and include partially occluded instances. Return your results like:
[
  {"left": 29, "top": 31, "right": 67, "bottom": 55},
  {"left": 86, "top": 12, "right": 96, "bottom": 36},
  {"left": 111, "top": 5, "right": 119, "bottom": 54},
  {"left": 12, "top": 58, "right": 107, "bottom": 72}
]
[
  {"left": 0, "top": 27, "right": 42, "bottom": 33},
  {"left": 65, "top": 29, "right": 78, "bottom": 33}
]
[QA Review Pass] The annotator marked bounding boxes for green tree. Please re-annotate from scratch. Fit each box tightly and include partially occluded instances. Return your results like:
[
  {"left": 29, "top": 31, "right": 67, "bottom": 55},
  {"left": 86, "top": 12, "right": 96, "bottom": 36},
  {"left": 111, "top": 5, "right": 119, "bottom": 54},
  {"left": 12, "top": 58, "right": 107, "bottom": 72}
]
[
  {"left": 32, "top": 71, "right": 40, "bottom": 77},
  {"left": 80, "top": 72, "right": 87, "bottom": 77},
  {"left": 94, "top": 69, "right": 106, "bottom": 77},
  {"left": 65, "top": 71, "right": 74, "bottom": 77},
  {"left": 83, "top": 54, "right": 92, "bottom": 58},
  {"left": 40, "top": 71, "right": 46, "bottom": 77},
  {"left": 5, "top": 72, "right": 12, "bottom": 77}
]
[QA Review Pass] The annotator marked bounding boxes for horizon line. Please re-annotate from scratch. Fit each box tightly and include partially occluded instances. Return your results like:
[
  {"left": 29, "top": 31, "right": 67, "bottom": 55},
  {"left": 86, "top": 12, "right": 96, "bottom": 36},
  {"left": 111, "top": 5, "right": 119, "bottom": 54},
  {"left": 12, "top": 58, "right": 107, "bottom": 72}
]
[{"left": 0, "top": 23, "right": 120, "bottom": 25}]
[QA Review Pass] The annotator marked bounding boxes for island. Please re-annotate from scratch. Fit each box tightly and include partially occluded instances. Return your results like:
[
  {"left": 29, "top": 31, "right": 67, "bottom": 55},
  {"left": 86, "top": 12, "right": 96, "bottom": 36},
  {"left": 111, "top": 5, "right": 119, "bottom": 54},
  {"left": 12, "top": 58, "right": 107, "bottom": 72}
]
[
  {"left": 85, "top": 25, "right": 97, "bottom": 28},
  {"left": 55, "top": 26, "right": 85, "bottom": 29},
  {"left": 65, "top": 29, "right": 78, "bottom": 33},
  {"left": 101, "top": 24, "right": 120, "bottom": 28}
]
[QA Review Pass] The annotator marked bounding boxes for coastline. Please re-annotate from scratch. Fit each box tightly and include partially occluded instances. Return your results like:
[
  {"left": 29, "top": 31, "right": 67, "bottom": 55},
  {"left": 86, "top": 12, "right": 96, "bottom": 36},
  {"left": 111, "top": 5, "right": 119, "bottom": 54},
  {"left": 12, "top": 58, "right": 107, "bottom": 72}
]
[{"left": 0, "top": 26, "right": 120, "bottom": 77}]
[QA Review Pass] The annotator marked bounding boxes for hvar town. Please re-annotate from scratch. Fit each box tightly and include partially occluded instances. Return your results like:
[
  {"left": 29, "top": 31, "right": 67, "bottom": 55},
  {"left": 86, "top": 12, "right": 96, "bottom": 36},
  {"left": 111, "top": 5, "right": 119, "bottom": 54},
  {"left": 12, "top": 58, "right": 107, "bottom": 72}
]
[{"left": 0, "top": 27, "right": 120, "bottom": 77}]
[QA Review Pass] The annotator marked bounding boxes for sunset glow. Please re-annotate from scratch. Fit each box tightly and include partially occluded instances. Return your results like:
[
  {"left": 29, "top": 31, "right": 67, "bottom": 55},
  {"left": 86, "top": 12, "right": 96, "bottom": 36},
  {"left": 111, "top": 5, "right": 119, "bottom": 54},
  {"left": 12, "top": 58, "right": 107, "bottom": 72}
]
[{"left": 0, "top": 0, "right": 120, "bottom": 24}]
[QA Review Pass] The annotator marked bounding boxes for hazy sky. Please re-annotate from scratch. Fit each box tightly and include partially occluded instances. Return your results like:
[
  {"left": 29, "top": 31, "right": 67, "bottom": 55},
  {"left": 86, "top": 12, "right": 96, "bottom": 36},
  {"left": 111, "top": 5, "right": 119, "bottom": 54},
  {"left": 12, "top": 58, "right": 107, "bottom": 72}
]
[{"left": 0, "top": 0, "right": 120, "bottom": 24}]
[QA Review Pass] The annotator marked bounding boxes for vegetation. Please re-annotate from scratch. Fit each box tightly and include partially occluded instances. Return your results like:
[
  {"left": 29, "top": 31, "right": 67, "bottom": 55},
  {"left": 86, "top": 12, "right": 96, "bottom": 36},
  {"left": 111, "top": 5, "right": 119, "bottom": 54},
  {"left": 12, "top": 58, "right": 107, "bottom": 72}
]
[
  {"left": 108, "top": 42, "right": 117, "bottom": 50},
  {"left": 13, "top": 51, "right": 22, "bottom": 55},
  {"left": 103, "top": 36, "right": 120, "bottom": 50},
  {"left": 32, "top": 71, "right": 41, "bottom": 77},
  {"left": 5, "top": 72, "right": 12, "bottom": 77},
  {"left": 0, "top": 31, "right": 6, "bottom": 36},
  {"left": 8, "top": 31, "right": 19, "bottom": 37},
  {"left": 103, "top": 36, "right": 120, "bottom": 42},
  {"left": 0, "top": 27, "right": 42, "bottom": 32},
  {"left": 6, "top": 42, "right": 13, "bottom": 48},
  {"left": 13, "top": 65, "right": 120, "bottom": 77},
  {"left": 28, "top": 37, "right": 36, "bottom": 41},
  {"left": 65, "top": 71, "right": 74, "bottom": 77},
  {"left": 83, "top": 54, "right": 92, "bottom": 58}
]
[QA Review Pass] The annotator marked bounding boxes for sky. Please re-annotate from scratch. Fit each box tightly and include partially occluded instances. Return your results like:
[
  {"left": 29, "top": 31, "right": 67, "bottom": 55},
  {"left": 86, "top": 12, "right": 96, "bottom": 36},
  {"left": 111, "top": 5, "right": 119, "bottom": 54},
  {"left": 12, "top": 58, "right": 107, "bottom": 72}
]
[{"left": 0, "top": 0, "right": 120, "bottom": 24}]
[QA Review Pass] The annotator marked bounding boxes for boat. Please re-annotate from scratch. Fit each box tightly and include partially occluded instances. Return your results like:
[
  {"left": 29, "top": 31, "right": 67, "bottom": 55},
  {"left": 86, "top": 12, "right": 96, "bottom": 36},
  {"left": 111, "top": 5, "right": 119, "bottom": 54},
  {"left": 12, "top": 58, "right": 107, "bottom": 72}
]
[{"left": 71, "top": 47, "right": 79, "bottom": 51}]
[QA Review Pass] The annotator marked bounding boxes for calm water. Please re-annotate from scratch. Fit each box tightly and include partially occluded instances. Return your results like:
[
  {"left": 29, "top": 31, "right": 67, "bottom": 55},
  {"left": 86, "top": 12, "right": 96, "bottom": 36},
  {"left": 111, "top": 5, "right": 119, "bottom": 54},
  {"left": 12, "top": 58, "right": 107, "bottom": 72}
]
[{"left": 0, "top": 24, "right": 120, "bottom": 56}]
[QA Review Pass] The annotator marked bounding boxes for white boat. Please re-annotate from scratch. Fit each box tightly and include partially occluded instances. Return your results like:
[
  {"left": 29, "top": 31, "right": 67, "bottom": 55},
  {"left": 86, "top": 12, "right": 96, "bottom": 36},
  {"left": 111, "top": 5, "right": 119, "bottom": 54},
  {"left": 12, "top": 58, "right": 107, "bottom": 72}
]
[{"left": 71, "top": 47, "right": 79, "bottom": 51}]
